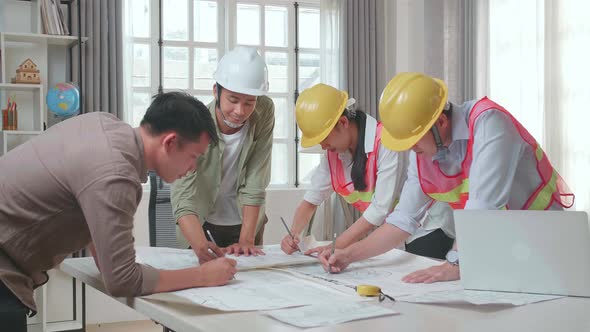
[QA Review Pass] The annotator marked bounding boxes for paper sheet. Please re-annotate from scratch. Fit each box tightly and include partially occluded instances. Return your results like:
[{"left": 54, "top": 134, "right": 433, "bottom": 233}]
[
  {"left": 397, "top": 289, "right": 564, "bottom": 306},
  {"left": 135, "top": 247, "right": 198, "bottom": 270},
  {"left": 169, "top": 269, "right": 364, "bottom": 311},
  {"left": 135, "top": 245, "right": 317, "bottom": 271},
  {"left": 278, "top": 249, "right": 462, "bottom": 298},
  {"left": 264, "top": 301, "right": 398, "bottom": 328},
  {"left": 229, "top": 245, "right": 318, "bottom": 270}
]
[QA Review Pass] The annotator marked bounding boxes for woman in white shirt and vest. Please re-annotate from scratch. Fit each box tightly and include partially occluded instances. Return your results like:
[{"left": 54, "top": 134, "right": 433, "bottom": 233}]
[{"left": 281, "top": 83, "right": 454, "bottom": 259}]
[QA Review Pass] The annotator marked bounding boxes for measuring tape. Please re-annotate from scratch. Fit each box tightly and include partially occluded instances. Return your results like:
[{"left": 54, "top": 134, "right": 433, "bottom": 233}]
[{"left": 355, "top": 284, "right": 395, "bottom": 302}]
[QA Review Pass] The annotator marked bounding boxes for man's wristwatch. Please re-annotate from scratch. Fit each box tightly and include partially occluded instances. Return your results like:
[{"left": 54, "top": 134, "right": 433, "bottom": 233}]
[{"left": 446, "top": 250, "right": 459, "bottom": 266}]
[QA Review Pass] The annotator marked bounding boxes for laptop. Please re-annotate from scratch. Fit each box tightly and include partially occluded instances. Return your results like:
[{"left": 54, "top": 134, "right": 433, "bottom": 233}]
[{"left": 454, "top": 210, "right": 590, "bottom": 297}]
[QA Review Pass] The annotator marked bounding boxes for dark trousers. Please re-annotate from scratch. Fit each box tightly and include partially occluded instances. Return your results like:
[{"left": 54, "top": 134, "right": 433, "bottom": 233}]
[
  {"left": 202, "top": 222, "right": 265, "bottom": 248},
  {"left": 0, "top": 281, "right": 28, "bottom": 332},
  {"left": 405, "top": 228, "right": 454, "bottom": 260}
]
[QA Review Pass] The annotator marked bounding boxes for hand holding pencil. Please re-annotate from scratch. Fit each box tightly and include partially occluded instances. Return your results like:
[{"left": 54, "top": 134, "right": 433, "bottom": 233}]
[
  {"left": 318, "top": 233, "right": 352, "bottom": 273},
  {"left": 279, "top": 217, "right": 301, "bottom": 254}
]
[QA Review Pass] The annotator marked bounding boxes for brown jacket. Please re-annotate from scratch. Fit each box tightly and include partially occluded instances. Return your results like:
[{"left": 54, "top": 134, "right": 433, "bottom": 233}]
[{"left": 0, "top": 112, "right": 159, "bottom": 311}]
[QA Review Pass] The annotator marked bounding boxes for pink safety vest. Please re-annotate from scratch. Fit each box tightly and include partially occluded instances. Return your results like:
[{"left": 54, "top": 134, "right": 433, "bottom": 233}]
[
  {"left": 327, "top": 123, "right": 383, "bottom": 212},
  {"left": 417, "top": 97, "right": 574, "bottom": 210}
]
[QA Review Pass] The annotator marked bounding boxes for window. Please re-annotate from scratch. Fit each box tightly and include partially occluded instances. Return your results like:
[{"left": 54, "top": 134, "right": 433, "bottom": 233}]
[
  {"left": 488, "top": 0, "right": 544, "bottom": 143},
  {"left": 123, "top": 0, "right": 321, "bottom": 187},
  {"left": 125, "top": 0, "right": 154, "bottom": 127},
  {"left": 295, "top": 5, "right": 321, "bottom": 186},
  {"left": 486, "top": 0, "right": 590, "bottom": 211}
]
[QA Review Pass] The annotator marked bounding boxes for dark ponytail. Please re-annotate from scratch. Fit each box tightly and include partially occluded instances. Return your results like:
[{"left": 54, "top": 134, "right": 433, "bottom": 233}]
[{"left": 349, "top": 110, "right": 368, "bottom": 191}]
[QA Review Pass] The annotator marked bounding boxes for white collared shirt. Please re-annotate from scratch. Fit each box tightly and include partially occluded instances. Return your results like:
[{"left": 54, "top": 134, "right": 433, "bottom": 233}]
[
  {"left": 386, "top": 99, "right": 563, "bottom": 235},
  {"left": 304, "top": 115, "right": 409, "bottom": 226}
]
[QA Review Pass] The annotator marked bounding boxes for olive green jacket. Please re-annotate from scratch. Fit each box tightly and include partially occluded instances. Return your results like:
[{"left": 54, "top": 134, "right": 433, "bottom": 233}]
[{"left": 171, "top": 96, "right": 275, "bottom": 248}]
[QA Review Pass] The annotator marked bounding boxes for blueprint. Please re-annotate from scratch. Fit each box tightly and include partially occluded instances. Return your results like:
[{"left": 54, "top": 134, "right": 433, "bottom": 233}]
[
  {"left": 135, "top": 245, "right": 317, "bottom": 271},
  {"left": 229, "top": 245, "right": 318, "bottom": 270},
  {"left": 165, "top": 269, "right": 365, "bottom": 311},
  {"left": 277, "top": 248, "right": 462, "bottom": 298},
  {"left": 135, "top": 246, "right": 198, "bottom": 270}
]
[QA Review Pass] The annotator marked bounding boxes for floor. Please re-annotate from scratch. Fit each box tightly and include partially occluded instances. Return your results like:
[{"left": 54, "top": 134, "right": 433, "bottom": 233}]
[{"left": 86, "top": 320, "right": 162, "bottom": 332}]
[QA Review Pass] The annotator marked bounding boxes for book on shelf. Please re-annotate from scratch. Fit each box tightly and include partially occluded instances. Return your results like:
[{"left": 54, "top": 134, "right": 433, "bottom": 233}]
[{"left": 40, "top": 0, "right": 69, "bottom": 35}]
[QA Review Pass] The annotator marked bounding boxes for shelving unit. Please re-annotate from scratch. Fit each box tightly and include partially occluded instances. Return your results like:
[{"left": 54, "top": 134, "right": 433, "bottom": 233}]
[
  {"left": 2, "top": 32, "right": 84, "bottom": 46},
  {"left": 0, "top": 3, "right": 87, "bottom": 156},
  {"left": 0, "top": 57, "right": 45, "bottom": 154},
  {"left": 1, "top": 1, "right": 87, "bottom": 331},
  {"left": 0, "top": 82, "right": 43, "bottom": 90}
]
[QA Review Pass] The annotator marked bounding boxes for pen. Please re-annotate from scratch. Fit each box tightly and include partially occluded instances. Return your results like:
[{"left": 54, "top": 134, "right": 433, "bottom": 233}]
[
  {"left": 328, "top": 232, "right": 337, "bottom": 274},
  {"left": 206, "top": 229, "right": 219, "bottom": 256},
  {"left": 206, "top": 229, "right": 235, "bottom": 280},
  {"left": 280, "top": 217, "right": 300, "bottom": 252}
]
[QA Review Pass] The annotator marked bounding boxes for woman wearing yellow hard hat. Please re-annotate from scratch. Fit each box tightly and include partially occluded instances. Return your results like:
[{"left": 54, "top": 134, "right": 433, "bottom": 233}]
[
  {"left": 318, "top": 72, "right": 574, "bottom": 284},
  {"left": 281, "top": 83, "right": 451, "bottom": 259}
]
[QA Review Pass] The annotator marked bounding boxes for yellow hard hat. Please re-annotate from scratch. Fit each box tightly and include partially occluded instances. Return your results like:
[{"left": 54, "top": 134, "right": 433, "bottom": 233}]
[
  {"left": 296, "top": 83, "right": 348, "bottom": 148},
  {"left": 379, "top": 72, "right": 448, "bottom": 151}
]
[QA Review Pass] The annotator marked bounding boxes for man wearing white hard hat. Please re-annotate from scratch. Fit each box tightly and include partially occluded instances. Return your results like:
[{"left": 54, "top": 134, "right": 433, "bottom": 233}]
[{"left": 171, "top": 47, "right": 275, "bottom": 263}]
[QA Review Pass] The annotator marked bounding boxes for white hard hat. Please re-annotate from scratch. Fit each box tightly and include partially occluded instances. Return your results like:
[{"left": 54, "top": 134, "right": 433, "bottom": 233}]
[{"left": 213, "top": 46, "right": 269, "bottom": 96}]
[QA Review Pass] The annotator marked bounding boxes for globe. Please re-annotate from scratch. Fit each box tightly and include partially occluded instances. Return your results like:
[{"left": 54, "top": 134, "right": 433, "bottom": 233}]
[{"left": 46, "top": 82, "right": 80, "bottom": 117}]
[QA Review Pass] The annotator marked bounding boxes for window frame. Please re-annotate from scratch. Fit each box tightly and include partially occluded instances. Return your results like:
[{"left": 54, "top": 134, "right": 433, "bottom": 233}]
[
  {"left": 159, "top": 0, "right": 226, "bottom": 102},
  {"left": 228, "top": 0, "right": 297, "bottom": 187},
  {"left": 124, "top": 0, "right": 321, "bottom": 188}
]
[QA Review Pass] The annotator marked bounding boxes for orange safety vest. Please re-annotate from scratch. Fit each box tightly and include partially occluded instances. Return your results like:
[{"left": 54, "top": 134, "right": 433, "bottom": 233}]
[
  {"left": 417, "top": 97, "right": 574, "bottom": 210},
  {"left": 327, "top": 123, "right": 383, "bottom": 212}
]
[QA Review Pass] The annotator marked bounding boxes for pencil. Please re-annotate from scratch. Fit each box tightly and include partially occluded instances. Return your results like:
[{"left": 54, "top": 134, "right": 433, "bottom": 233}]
[
  {"left": 328, "top": 232, "right": 337, "bottom": 273},
  {"left": 206, "top": 229, "right": 235, "bottom": 280},
  {"left": 280, "top": 217, "right": 300, "bottom": 252}
]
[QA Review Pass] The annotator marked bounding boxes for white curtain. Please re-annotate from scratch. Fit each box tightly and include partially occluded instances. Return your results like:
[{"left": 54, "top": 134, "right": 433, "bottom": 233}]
[
  {"left": 314, "top": 0, "right": 348, "bottom": 240},
  {"left": 544, "top": 1, "right": 590, "bottom": 213},
  {"left": 488, "top": 0, "right": 545, "bottom": 142},
  {"left": 319, "top": 0, "right": 346, "bottom": 89},
  {"left": 299, "top": 0, "right": 344, "bottom": 159},
  {"left": 474, "top": 0, "right": 590, "bottom": 213},
  {"left": 121, "top": 0, "right": 135, "bottom": 124}
]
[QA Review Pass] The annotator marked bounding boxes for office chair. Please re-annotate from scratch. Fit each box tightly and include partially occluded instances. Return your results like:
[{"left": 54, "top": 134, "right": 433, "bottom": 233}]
[{"left": 147, "top": 171, "right": 178, "bottom": 248}]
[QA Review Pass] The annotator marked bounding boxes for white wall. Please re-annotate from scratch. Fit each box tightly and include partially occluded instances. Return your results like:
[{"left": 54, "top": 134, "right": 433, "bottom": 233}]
[
  {"left": 380, "top": 0, "right": 448, "bottom": 88},
  {"left": 1, "top": 0, "right": 35, "bottom": 33},
  {"left": 264, "top": 188, "right": 308, "bottom": 244}
]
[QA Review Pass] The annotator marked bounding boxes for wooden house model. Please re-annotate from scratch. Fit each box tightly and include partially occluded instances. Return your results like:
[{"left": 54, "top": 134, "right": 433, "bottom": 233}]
[{"left": 12, "top": 58, "right": 41, "bottom": 84}]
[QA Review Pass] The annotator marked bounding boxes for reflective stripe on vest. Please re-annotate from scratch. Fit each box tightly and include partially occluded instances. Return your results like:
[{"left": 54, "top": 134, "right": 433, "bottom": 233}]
[
  {"left": 327, "top": 123, "right": 383, "bottom": 212},
  {"left": 426, "top": 178, "right": 469, "bottom": 208},
  {"left": 417, "top": 97, "right": 574, "bottom": 210}
]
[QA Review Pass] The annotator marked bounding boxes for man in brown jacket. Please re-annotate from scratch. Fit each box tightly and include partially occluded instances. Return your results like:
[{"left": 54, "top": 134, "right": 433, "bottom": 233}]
[{"left": 0, "top": 92, "right": 237, "bottom": 331}]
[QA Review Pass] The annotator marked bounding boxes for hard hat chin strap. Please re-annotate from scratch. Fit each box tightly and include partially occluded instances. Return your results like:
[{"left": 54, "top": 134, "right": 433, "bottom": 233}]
[
  {"left": 431, "top": 102, "right": 452, "bottom": 162},
  {"left": 431, "top": 124, "right": 449, "bottom": 162},
  {"left": 216, "top": 82, "right": 222, "bottom": 108}
]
